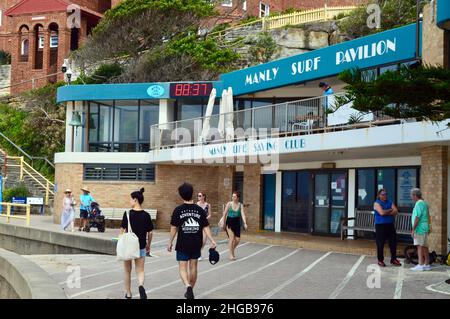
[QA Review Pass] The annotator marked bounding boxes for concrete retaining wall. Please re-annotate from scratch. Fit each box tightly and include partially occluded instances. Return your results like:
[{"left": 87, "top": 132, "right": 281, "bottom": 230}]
[
  {"left": 0, "top": 248, "right": 67, "bottom": 299},
  {"left": 0, "top": 223, "right": 116, "bottom": 255}
]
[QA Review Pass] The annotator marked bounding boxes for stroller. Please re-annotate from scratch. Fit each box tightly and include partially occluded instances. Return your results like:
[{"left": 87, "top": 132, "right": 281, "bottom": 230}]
[{"left": 85, "top": 202, "right": 105, "bottom": 233}]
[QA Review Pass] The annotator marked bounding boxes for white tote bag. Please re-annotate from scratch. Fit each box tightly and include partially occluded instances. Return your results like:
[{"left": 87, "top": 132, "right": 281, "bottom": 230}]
[{"left": 116, "top": 211, "right": 140, "bottom": 261}]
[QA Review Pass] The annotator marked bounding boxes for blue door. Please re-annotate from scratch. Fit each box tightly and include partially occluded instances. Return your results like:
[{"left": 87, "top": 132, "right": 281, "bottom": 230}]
[{"left": 263, "top": 174, "right": 276, "bottom": 231}]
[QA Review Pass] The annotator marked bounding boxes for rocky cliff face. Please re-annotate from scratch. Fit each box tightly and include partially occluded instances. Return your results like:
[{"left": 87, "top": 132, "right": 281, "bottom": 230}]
[{"left": 220, "top": 20, "right": 350, "bottom": 67}]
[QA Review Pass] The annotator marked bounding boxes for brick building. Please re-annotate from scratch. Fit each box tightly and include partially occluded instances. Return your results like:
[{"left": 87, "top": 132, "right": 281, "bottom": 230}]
[{"left": 0, "top": 0, "right": 112, "bottom": 94}]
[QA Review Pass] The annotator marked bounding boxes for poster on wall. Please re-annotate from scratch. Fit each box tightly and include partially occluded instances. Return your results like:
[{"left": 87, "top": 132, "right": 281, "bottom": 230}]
[{"left": 398, "top": 169, "right": 416, "bottom": 207}]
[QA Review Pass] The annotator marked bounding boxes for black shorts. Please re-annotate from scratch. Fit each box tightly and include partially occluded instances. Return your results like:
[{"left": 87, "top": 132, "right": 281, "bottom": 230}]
[
  {"left": 80, "top": 209, "right": 88, "bottom": 219},
  {"left": 226, "top": 217, "right": 241, "bottom": 238}
]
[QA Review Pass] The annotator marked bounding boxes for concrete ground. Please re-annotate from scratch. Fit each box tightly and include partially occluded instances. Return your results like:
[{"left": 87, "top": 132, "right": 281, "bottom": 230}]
[{"left": 25, "top": 234, "right": 450, "bottom": 299}]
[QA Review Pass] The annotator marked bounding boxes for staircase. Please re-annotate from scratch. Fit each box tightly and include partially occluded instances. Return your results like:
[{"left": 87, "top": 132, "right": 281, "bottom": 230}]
[{"left": 0, "top": 149, "right": 55, "bottom": 207}]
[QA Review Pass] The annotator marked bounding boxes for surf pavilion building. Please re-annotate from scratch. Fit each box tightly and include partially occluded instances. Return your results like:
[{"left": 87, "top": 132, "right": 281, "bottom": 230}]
[{"left": 55, "top": 1, "right": 450, "bottom": 254}]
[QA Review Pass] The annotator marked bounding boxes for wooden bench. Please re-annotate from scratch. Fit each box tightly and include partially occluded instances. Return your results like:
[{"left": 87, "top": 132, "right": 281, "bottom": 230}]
[
  {"left": 340, "top": 210, "right": 412, "bottom": 240},
  {"left": 101, "top": 208, "right": 158, "bottom": 221}
]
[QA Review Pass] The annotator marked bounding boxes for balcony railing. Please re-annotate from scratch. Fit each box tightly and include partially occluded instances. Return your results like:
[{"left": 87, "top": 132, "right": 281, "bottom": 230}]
[{"left": 150, "top": 93, "right": 399, "bottom": 150}]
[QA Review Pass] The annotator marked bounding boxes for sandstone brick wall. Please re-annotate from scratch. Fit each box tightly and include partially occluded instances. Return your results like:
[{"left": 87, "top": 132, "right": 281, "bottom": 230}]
[
  {"left": 243, "top": 164, "right": 262, "bottom": 231},
  {"left": 54, "top": 163, "right": 243, "bottom": 230},
  {"left": 420, "top": 146, "right": 448, "bottom": 255},
  {"left": 422, "top": 2, "right": 446, "bottom": 67}
]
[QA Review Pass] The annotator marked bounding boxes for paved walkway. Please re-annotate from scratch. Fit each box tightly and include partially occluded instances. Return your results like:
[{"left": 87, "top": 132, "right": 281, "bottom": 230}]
[
  {"left": 3, "top": 215, "right": 450, "bottom": 299},
  {"left": 26, "top": 241, "right": 450, "bottom": 299}
]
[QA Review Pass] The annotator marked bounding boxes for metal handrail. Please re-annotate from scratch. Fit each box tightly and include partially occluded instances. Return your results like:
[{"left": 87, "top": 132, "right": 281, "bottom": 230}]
[
  {"left": 150, "top": 92, "right": 400, "bottom": 150},
  {"left": 1, "top": 154, "right": 55, "bottom": 205},
  {"left": 0, "top": 202, "right": 31, "bottom": 226},
  {"left": 150, "top": 93, "right": 348, "bottom": 149},
  {"left": 0, "top": 132, "right": 54, "bottom": 168}
]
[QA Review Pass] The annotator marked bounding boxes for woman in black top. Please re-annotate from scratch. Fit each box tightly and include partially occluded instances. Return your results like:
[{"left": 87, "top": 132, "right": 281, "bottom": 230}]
[{"left": 120, "top": 188, "right": 154, "bottom": 299}]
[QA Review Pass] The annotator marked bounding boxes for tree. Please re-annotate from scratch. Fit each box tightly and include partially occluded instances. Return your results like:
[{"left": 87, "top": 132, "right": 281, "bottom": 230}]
[
  {"left": 339, "top": 0, "right": 429, "bottom": 39},
  {"left": 248, "top": 32, "right": 278, "bottom": 65},
  {"left": 335, "top": 65, "right": 450, "bottom": 122},
  {"left": 74, "top": 0, "right": 240, "bottom": 82},
  {"left": 0, "top": 82, "right": 66, "bottom": 178}
]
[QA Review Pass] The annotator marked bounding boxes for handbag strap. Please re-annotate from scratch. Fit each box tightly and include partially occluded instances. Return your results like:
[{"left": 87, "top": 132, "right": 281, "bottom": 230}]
[{"left": 126, "top": 210, "right": 133, "bottom": 234}]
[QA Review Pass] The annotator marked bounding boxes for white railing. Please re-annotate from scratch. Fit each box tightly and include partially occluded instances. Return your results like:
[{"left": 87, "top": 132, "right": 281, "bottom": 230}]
[
  {"left": 150, "top": 93, "right": 401, "bottom": 151},
  {"left": 208, "top": 6, "right": 357, "bottom": 39}
]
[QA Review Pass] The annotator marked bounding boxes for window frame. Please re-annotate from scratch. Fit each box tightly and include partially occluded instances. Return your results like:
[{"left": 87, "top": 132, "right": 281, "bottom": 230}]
[
  {"left": 84, "top": 164, "right": 155, "bottom": 181},
  {"left": 355, "top": 166, "right": 420, "bottom": 213},
  {"left": 21, "top": 39, "right": 29, "bottom": 56},
  {"left": 221, "top": 0, "right": 233, "bottom": 7},
  {"left": 38, "top": 35, "right": 44, "bottom": 49},
  {"left": 259, "top": 2, "right": 269, "bottom": 18},
  {"left": 50, "top": 35, "right": 58, "bottom": 48}
]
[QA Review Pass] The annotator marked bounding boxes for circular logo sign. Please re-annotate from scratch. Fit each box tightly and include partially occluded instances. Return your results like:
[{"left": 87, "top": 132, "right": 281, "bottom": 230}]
[{"left": 147, "top": 85, "right": 165, "bottom": 98}]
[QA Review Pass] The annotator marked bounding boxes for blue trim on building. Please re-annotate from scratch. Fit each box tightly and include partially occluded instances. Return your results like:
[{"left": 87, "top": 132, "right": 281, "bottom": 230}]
[
  {"left": 437, "top": 0, "right": 450, "bottom": 30},
  {"left": 57, "top": 81, "right": 223, "bottom": 103},
  {"left": 220, "top": 23, "right": 421, "bottom": 96},
  {"left": 57, "top": 24, "right": 422, "bottom": 102}
]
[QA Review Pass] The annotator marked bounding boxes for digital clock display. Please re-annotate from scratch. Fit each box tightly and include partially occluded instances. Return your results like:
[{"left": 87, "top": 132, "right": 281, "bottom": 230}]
[{"left": 170, "top": 83, "right": 213, "bottom": 98}]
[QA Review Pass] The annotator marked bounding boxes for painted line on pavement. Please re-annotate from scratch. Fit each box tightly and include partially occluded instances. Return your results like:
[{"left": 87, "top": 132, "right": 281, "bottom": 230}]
[
  {"left": 393, "top": 260, "right": 406, "bottom": 299},
  {"left": 261, "top": 251, "right": 332, "bottom": 299},
  {"left": 133, "top": 244, "right": 274, "bottom": 298},
  {"left": 69, "top": 242, "right": 250, "bottom": 298},
  {"left": 329, "top": 255, "right": 365, "bottom": 299},
  {"left": 198, "top": 249, "right": 299, "bottom": 298},
  {"left": 49, "top": 239, "right": 172, "bottom": 275},
  {"left": 59, "top": 240, "right": 229, "bottom": 284}
]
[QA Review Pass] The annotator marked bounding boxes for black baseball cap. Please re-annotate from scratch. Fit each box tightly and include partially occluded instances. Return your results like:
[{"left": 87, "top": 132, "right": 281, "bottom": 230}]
[{"left": 209, "top": 248, "right": 220, "bottom": 265}]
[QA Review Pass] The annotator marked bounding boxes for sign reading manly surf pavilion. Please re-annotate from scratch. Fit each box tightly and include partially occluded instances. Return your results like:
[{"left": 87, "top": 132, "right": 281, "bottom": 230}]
[{"left": 220, "top": 23, "right": 421, "bottom": 96}]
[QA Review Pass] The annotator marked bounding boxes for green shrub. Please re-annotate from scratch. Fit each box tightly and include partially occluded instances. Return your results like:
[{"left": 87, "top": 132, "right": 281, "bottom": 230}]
[
  {"left": 0, "top": 50, "right": 11, "bottom": 65},
  {"left": 3, "top": 183, "right": 30, "bottom": 203}
]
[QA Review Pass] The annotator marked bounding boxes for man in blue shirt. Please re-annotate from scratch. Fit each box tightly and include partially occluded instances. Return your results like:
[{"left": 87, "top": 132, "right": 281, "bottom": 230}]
[
  {"left": 319, "top": 82, "right": 334, "bottom": 124},
  {"left": 373, "top": 189, "right": 402, "bottom": 267},
  {"left": 79, "top": 186, "right": 94, "bottom": 232}
]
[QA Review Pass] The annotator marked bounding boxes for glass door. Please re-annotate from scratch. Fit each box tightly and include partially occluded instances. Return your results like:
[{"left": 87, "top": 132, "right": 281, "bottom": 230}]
[
  {"left": 330, "top": 172, "right": 347, "bottom": 235},
  {"left": 263, "top": 174, "right": 276, "bottom": 231},
  {"left": 281, "top": 171, "right": 312, "bottom": 233},
  {"left": 313, "top": 171, "right": 347, "bottom": 235},
  {"left": 314, "top": 174, "right": 330, "bottom": 234}
]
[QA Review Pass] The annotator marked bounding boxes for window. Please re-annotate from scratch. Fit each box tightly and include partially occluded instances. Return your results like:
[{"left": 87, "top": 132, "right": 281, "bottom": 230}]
[
  {"left": 38, "top": 36, "right": 44, "bottom": 49},
  {"left": 357, "top": 169, "right": 375, "bottom": 208},
  {"left": 356, "top": 167, "right": 420, "bottom": 211},
  {"left": 88, "top": 100, "right": 157, "bottom": 152},
  {"left": 222, "top": 0, "right": 233, "bottom": 7},
  {"left": 84, "top": 164, "right": 155, "bottom": 181},
  {"left": 397, "top": 168, "right": 418, "bottom": 208},
  {"left": 177, "top": 98, "right": 204, "bottom": 121},
  {"left": 243, "top": 0, "right": 247, "bottom": 11},
  {"left": 50, "top": 35, "right": 58, "bottom": 48},
  {"left": 259, "top": 2, "right": 269, "bottom": 17},
  {"left": 21, "top": 39, "right": 29, "bottom": 56}
]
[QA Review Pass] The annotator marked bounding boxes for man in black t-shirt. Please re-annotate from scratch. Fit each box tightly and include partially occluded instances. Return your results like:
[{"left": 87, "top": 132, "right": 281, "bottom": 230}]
[{"left": 168, "top": 183, "right": 217, "bottom": 300}]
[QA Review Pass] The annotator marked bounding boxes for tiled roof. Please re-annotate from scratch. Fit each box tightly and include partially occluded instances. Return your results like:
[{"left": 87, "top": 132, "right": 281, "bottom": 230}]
[
  {"left": 5, "top": 0, "right": 103, "bottom": 20},
  {"left": 6, "top": 0, "right": 71, "bottom": 16}
]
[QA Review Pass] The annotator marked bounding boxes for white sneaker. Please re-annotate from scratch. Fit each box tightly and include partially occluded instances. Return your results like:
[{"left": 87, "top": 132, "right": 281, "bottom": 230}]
[
  {"left": 423, "top": 265, "right": 431, "bottom": 271},
  {"left": 410, "top": 264, "right": 424, "bottom": 271},
  {"left": 198, "top": 256, "right": 203, "bottom": 261}
]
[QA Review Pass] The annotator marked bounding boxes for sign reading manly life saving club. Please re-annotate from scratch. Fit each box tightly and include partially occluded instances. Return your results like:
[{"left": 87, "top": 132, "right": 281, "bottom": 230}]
[
  {"left": 220, "top": 23, "right": 420, "bottom": 96},
  {"left": 170, "top": 136, "right": 307, "bottom": 162}
]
